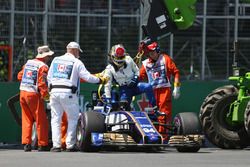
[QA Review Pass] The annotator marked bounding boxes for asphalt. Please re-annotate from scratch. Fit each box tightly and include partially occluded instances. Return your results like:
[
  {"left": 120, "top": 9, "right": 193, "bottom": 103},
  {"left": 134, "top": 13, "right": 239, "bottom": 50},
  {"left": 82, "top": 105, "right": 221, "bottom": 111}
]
[{"left": 1, "top": 144, "right": 250, "bottom": 167}]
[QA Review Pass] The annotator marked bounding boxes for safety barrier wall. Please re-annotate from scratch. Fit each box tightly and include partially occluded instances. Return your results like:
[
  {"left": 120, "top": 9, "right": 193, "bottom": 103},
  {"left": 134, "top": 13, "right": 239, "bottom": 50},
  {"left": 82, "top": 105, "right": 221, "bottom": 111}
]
[{"left": 0, "top": 81, "right": 230, "bottom": 143}]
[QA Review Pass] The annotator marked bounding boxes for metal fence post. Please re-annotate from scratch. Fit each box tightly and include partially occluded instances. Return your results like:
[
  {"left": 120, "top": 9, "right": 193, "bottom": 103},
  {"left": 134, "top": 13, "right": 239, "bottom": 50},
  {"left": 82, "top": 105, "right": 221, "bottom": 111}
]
[
  {"left": 43, "top": 0, "right": 48, "bottom": 44},
  {"left": 107, "top": 0, "right": 112, "bottom": 64},
  {"left": 10, "top": 0, "right": 15, "bottom": 81},
  {"left": 201, "top": 0, "right": 207, "bottom": 80},
  {"left": 76, "top": 0, "right": 81, "bottom": 43}
]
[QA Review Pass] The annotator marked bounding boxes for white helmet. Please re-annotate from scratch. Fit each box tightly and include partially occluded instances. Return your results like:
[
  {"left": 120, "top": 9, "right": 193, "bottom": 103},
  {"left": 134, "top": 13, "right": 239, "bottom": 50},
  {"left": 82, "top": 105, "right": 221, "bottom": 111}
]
[{"left": 109, "top": 44, "right": 126, "bottom": 67}]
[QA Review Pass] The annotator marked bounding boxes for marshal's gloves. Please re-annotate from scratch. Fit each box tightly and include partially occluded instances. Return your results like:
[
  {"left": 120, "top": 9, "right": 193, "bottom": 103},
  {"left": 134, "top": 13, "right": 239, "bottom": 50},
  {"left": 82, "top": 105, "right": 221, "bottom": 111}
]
[
  {"left": 98, "top": 76, "right": 109, "bottom": 85},
  {"left": 138, "top": 41, "right": 146, "bottom": 53},
  {"left": 172, "top": 82, "right": 181, "bottom": 99},
  {"left": 43, "top": 94, "right": 50, "bottom": 101},
  {"left": 94, "top": 72, "right": 109, "bottom": 85},
  {"left": 94, "top": 72, "right": 103, "bottom": 78},
  {"left": 128, "top": 75, "right": 139, "bottom": 87}
]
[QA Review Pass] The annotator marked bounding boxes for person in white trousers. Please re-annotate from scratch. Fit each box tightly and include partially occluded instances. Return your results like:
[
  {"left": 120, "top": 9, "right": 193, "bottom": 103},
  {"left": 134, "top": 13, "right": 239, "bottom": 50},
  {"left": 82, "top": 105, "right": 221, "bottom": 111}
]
[{"left": 47, "top": 41, "right": 108, "bottom": 152}]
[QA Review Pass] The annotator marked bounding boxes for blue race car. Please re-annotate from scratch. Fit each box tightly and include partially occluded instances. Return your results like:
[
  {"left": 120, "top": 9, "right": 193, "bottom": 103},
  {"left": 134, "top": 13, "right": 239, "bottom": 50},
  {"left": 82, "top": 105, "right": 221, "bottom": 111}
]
[{"left": 76, "top": 90, "right": 204, "bottom": 152}]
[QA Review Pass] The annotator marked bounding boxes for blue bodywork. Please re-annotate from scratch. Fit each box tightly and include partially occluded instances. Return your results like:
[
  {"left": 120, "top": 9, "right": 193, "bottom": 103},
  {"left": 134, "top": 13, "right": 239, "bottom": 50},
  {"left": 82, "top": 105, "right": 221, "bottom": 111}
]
[{"left": 91, "top": 107, "right": 163, "bottom": 147}]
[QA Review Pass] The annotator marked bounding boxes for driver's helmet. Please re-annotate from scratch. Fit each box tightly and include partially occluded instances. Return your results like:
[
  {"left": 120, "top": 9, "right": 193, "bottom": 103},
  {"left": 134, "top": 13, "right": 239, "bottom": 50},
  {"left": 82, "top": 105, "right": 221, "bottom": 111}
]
[{"left": 109, "top": 44, "right": 126, "bottom": 67}]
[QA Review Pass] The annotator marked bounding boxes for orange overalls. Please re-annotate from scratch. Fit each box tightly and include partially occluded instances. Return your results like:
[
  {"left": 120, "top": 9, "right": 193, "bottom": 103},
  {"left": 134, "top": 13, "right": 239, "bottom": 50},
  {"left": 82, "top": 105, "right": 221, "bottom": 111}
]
[
  {"left": 139, "top": 53, "right": 180, "bottom": 138},
  {"left": 61, "top": 112, "right": 68, "bottom": 149},
  {"left": 18, "top": 58, "right": 49, "bottom": 147}
]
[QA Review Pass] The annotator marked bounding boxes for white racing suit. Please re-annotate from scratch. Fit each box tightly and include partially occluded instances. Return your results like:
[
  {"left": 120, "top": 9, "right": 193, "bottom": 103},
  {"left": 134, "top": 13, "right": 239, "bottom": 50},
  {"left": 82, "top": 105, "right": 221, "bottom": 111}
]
[
  {"left": 104, "top": 56, "right": 156, "bottom": 106},
  {"left": 47, "top": 53, "right": 99, "bottom": 149}
]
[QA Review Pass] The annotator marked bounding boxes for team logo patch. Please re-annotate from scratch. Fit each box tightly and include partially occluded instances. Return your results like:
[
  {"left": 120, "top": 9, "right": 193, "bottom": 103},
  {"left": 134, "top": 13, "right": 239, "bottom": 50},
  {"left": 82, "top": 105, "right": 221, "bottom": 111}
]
[
  {"left": 26, "top": 70, "right": 33, "bottom": 77},
  {"left": 58, "top": 64, "right": 66, "bottom": 72},
  {"left": 152, "top": 71, "right": 160, "bottom": 79}
]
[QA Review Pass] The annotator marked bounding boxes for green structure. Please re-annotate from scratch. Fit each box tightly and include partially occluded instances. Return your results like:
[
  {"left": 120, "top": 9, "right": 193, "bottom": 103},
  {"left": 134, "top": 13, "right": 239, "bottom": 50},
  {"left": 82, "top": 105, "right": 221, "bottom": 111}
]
[
  {"left": 200, "top": 41, "right": 250, "bottom": 149},
  {"left": 164, "top": 0, "right": 196, "bottom": 30}
]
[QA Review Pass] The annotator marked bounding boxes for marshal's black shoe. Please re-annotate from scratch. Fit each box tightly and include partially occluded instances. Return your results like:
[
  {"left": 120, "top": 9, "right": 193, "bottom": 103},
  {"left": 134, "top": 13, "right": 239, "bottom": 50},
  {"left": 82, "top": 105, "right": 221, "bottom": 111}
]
[
  {"left": 65, "top": 145, "right": 79, "bottom": 152},
  {"left": 24, "top": 144, "right": 32, "bottom": 152},
  {"left": 50, "top": 147, "right": 61, "bottom": 152},
  {"left": 38, "top": 146, "right": 50, "bottom": 152}
]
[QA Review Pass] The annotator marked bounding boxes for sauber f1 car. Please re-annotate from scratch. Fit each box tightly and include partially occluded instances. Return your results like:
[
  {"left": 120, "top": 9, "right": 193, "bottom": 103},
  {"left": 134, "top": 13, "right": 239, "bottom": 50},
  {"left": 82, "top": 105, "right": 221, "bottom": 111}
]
[{"left": 76, "top": 91, "right": 204, "bottom": 152}]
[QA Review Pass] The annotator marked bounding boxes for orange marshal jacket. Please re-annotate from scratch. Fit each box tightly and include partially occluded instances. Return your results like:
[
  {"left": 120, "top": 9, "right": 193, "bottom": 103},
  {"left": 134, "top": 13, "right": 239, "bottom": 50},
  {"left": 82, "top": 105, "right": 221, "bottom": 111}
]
[
  {"left": 139, "top": 53, "right": 179, "bottom": 88},
  {"left": 17, "top": 58, "right": 49, "bottom": 99}
]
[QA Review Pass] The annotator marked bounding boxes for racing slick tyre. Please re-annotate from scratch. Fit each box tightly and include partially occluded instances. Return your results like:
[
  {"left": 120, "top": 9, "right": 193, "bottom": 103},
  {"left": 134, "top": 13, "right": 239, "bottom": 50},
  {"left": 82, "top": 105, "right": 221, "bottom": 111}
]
[
  {"left": 174, "top": 112, "right": 202, "bottom": 135},
  {"left": 76, "top": 111, "right": 105, "bottom": 152},
  {"left": 173, "top": 112, "right": 202, "bottom": 152},
  {"left": 244, "top": 101, "right": 250, "bottom": 136},
  {"left": 200, "top": 85, "right": 249, "bottom": 149}
]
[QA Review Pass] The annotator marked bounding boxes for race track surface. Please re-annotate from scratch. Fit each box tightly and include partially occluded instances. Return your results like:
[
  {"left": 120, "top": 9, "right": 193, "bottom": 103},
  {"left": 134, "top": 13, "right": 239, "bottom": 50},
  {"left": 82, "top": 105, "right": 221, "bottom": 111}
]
[{"left": 1, "top": 144, "right": 250, "bottom": 167}]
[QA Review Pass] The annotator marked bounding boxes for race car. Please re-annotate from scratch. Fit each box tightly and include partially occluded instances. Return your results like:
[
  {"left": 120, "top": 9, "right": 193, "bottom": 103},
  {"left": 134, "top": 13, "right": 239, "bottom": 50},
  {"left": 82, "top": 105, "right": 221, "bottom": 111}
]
[{"left": 76, "top": 91, "right": 204, "bottom": 152}]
